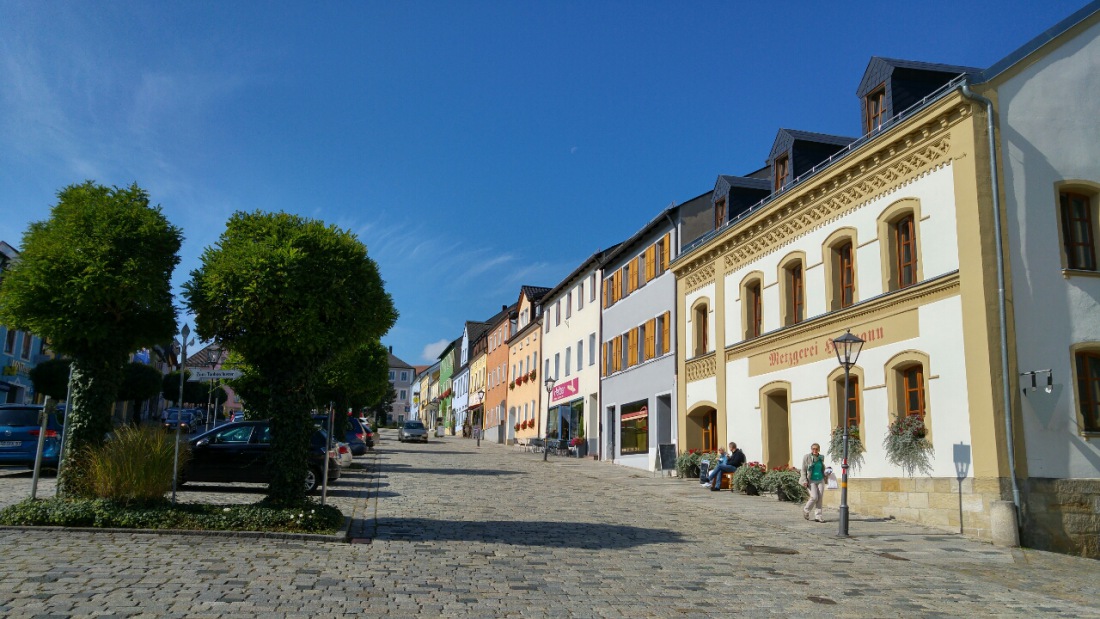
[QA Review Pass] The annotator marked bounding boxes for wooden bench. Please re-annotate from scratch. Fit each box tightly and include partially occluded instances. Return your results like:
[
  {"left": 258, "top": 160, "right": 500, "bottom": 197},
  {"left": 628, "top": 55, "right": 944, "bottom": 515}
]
[{"left": 720, "top": 471, "right": 734, "bottom": 490}]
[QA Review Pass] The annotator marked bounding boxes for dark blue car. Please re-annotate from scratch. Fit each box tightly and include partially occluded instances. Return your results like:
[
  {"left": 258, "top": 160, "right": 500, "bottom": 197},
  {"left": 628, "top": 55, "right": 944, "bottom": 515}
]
[
  {"left": 312, "top": 415, "right": 372, "bottom": 455},
  {"left": 0, "top": 404, "right": 64, "bottom": 470}
]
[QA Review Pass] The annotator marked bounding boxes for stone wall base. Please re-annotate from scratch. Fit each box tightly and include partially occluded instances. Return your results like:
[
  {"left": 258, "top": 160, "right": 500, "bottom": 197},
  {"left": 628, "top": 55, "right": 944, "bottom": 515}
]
[
  {"left": 1020, "top": 477, "right": 1100, "bottom": 559},
  {"left": 821, "top": 476, "right": 1011, "bottom": 541}
]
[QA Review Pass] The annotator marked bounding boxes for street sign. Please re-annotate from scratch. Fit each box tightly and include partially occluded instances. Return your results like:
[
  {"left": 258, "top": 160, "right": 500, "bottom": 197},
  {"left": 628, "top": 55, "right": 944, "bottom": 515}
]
[{"left": 187, "top": 369, "right": 243, "bottom": 381}]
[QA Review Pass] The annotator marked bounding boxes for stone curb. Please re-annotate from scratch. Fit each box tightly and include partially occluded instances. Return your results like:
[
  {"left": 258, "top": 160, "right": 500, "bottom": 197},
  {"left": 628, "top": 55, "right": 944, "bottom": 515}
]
[{"left": 0, "top": 514, "right": 353, "bottom": 543}]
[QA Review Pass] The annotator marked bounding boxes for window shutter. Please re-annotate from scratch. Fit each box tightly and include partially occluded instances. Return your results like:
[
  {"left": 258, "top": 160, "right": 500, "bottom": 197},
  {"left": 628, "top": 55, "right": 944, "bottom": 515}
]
[
  {"left": 629, "top": 257, "right": 639, "bottom": 293},
  {"left": 601, "top": 342, "right": 607, "bottom": 376},
  {"left": 645, "top": 318, "right": 656, "bottom": 359},
  {"left": 661, "top": 311, "right": 671, "bottom": 355},
  {"left": 603, "top": 278, "right": 609, "bottom": 309},
  {"left": 627, "top": 329, "right": 638, "bottom": 367},
  {"left": 613, "top": 337, "right": 622, "bottom": 372}
]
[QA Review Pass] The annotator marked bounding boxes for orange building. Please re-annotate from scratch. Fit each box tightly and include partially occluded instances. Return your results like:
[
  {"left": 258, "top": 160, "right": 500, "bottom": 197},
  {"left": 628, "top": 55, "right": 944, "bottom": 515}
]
[{"left": 483, "top": 303, "right": 516, "bottom": 444}]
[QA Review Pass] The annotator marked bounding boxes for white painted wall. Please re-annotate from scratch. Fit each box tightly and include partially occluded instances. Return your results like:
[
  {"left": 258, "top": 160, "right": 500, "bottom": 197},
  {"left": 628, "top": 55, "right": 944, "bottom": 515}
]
[
  {"left": 543, "top": 265, "right": 603, "bottom": 449},
  {"left": 997, "top": 17, "right": 1100, "bottom": 479}
]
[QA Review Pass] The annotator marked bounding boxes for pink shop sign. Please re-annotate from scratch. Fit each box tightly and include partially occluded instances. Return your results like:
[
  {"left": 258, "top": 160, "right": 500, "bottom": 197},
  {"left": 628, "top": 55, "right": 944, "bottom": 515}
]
[{"left": 551, "top": 378, "right": 579, "bottom": 402}]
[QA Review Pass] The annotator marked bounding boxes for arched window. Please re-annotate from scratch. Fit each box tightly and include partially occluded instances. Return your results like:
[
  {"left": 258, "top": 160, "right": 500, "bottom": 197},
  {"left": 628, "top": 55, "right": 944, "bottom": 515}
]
[
  {"left": 1071, "top": 345, "right": 1100, "bottom": 434},
  {"left": 778, "top": 252, "right": 806, "bottom": 327},
  {"left": 740, "top": 271, "right": 764, "bottom": 340},
  {"left": 885, "top": 351, "right": 933, "bottom": 435},
  {"left": 1056, "top": 183, "right": 1100, "bottom": 272},
  {"left": 878, "top": 199, "right": 923, "bottom": 292},
  {"left": 823, "top": 229, "right": 858, "bottom": 311},
  {"left": 692, "top": 300, "right": 709, "bottom": 357}
]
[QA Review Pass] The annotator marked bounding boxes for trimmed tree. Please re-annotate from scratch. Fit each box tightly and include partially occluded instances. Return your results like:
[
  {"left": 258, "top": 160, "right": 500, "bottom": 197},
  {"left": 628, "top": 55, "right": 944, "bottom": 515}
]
[
  {"left": 118, "top": 362, "right": 164, "bottom": 423},
  {"left": 183, "top": 211, "right": 396, "bottom": 506},
  {"left": 313, "top": 338, "right": 391, "bottom": 437},
  {"left": 162, "top": 370, "right": 208, "bottom": 406},
  {"left": 28, "top": 357, "right": 72, "bottom": 400},
  {"left": 0, "top": 182, "right": 181, "bottom": 484}
]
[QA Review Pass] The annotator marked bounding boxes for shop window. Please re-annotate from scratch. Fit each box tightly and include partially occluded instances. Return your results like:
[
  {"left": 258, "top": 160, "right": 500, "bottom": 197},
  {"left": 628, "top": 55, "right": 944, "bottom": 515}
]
[
  {"left": 1059, "top": 189, "right": 1098, "bottom": 271},
  {"left": 620, "top": 400, "right": 649, "bottom": 455},
  {"left": 1073, "top": 347, "right": 1100, "bottom": 434},
  {"left": 692, "top": 300, "right": 709, "bottom": 357}
]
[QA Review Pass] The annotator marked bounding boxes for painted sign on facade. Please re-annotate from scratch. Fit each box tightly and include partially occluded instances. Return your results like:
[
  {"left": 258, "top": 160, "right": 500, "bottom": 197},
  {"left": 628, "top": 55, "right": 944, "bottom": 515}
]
[
  {"left": 747, "top": 309, "right": 919, "bottom": 376},
  {"left": 551, "top": 377, "right": 579, "bottom": 402}
]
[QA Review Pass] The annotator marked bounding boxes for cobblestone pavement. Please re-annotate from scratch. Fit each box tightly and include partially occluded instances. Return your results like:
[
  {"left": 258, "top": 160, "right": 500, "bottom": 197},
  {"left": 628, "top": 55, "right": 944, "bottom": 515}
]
[{"left": 0, "top": 431, "right": 1097, "bottom": 617}]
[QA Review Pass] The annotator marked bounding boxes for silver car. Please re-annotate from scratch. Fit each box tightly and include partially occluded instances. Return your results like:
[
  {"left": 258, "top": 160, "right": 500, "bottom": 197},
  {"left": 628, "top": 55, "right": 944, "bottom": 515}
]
[{"left": 398, "top": 420, "right": 428, "bottom": 443}]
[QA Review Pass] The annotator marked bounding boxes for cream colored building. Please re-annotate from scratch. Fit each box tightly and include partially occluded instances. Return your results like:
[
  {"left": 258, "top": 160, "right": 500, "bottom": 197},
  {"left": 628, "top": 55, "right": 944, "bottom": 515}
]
[{"left": 675, "top": 58, "right": 1019, "bottom": 540}]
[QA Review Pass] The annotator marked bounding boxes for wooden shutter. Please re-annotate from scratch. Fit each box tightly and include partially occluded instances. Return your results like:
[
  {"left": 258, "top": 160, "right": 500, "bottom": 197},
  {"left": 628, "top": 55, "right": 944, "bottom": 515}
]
[
  {"left": 627, "top": 329, "right": 638, "bottom": 367},
  {"left": 660, "top": 233, "right": 671, "bottom": 271},
  {"left": 602, "top": 278, "right": 609, "bottom": 308},
  {"left": 645, "top": 246, "right": 656, "bottom": 281},
  {"left": 661, "top": 311, "right": 671, "bottom": 355},
  {"left": 601, "top": 342, "right": 608, "bottom": 376},
  {"left": 630, "top": 257, "right": 640, "bottom": 293},
  {"left": 645, "top": 318, "right": 656, "bottom": 359},
  {"left": 613, "top": 337, "right": 622, "bottom": 372}
]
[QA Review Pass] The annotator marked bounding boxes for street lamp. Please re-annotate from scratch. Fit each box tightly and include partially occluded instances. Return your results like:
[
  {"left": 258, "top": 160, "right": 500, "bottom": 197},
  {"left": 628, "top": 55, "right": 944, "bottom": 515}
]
[
  {"left": 171, "top": 324, "right": 192, "bottom": 506},
  {"left": 832, "top": 328, "right": 864, "bottom": 537},
  {"left": 543, "top": 376, "right": 556, "bottom": 461},
  {"left": 476, "top": 389, "right": 485, "bottom": 447}
]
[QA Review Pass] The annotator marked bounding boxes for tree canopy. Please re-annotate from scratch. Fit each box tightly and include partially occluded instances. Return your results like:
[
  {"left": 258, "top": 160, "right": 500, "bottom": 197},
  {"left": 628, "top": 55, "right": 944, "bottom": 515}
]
[
  {"left": 183, "top": 210, "right": 396, "bottom": 505},
  {"left": 28, "top": 358, "right": 71, "bottom": 400},
  {"left": 0, "top": 182, "right": 182, "bottom": 466}
]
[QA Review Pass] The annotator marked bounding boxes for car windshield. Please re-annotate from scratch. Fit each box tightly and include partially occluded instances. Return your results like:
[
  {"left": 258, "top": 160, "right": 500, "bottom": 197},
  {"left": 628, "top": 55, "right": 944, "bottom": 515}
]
[
  {"left": 167, "top": 412, "right": 191, "bottom": 421},
  {"left": 404, "top": 421, "right": 424, "bottom": 429}
]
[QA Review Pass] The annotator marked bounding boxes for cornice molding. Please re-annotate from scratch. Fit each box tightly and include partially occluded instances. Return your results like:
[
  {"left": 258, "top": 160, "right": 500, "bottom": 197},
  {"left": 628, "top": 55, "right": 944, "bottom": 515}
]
[
  {"left": 684, "top": 264, "right": 716, "bottom": 295},
  {"left": 674, "top": 97, "right": 972, "bottom": 280}
]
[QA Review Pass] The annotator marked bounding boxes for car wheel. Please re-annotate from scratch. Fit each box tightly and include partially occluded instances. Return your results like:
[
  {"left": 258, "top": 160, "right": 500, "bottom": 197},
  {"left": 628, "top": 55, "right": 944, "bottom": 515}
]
[{"left": 304, "top": 468, "right": 320, "bottom": 494}]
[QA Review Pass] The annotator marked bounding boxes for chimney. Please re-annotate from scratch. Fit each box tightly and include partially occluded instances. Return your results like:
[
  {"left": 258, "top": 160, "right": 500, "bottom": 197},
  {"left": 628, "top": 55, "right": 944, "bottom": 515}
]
[
  {"left": 389, "top": 345, "right": 393, "bottom": 353},
  {"left": 502, "top": 304, "right": 507, "bottom": 312}
]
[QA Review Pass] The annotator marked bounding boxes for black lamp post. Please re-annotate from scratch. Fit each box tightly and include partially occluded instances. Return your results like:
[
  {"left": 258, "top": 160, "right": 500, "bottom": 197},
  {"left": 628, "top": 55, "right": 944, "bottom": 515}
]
[
  {"left": 476, "top": 389, "right": 485, "bottom": 447},
  {"left": 543, "top": 376, "right": 556, "bottom": 461},
  {"left": 832, "top": 329, "right": 864, "bottom": 537}
]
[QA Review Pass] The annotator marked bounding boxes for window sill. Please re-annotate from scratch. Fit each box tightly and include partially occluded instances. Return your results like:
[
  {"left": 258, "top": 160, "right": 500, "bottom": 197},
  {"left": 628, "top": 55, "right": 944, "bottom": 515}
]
[{"left": 1061, "top": 268, "right": 1100, "bottom": 279}]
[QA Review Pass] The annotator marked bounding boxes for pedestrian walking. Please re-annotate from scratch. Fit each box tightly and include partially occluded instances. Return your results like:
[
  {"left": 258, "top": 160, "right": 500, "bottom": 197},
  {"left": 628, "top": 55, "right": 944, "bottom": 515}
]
[{"left": 799, "top": 443, "right": 827, "bottom": 522}]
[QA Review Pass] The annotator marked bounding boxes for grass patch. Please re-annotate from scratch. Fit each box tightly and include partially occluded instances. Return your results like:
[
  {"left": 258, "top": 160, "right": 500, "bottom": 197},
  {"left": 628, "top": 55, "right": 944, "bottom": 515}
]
[{"left": 0, "top": 497, "right": 344, "bottom": 534}]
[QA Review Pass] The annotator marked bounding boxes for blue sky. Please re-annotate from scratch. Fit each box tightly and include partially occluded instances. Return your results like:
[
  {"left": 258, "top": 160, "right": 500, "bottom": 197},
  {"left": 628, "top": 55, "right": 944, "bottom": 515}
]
[{"left": 0, "top": 1, "right": 1083, "bottom": 364}]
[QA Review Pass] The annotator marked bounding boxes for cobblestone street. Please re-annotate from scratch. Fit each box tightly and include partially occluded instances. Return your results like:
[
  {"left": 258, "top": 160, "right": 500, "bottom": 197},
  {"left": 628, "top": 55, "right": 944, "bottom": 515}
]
[{"left": 0, "top": 430, "right": 1097, "bottom": 618}]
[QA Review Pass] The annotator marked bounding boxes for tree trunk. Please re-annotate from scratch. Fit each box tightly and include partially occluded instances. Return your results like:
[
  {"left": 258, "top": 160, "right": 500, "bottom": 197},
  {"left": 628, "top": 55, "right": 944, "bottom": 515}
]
[
  {"left": 61, "top": 356, "right": 123, "bottom": 493},
  {"left": 265, "top": 374, "right": 314, "bottom": 506}
]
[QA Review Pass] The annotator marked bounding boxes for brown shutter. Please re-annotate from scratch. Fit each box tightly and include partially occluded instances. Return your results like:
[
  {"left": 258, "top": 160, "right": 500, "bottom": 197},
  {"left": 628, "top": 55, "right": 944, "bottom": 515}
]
[
  {"left": 661, "top": 311, "right": 671, "bottom": 355},
  {"left": 627, "top": 329, "right": 637, "bottom": 367},
  {"left": 613, "top": 337, "right": 622, "bottom": 372},
  {"left": 661, "top": 233, "right": 671, "bottom": 270},
  {"left": 601, "top": 342, "right": 608, "bottom": 376},
  {"left": 629, "top": 257, "right": 639, "bottom": 293},
  {"left": 602, "top": 278, "right": 609, "bottom": 309},
  {"left": 646, "top": 246, "right": 656, "bottom": 281}
]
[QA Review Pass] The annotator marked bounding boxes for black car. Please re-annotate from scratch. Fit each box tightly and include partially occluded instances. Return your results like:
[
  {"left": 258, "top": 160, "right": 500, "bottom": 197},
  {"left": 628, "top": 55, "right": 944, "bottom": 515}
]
[{"left": 181, "top": 420, "right": 340, "bottom": 493}]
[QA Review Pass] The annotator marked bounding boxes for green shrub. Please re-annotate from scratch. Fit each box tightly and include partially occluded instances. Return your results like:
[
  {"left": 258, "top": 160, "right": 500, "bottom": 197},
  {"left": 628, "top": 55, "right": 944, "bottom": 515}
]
[
  {"left": 675, "top": 450, "right": 718, "bottom": 480},
  {"left": 0, "top": 498, "right": 343, "bottom": 534},
  {"left": 81, "top": 425, "right": 189, "bottom": 504},
  {"left": 732, "top": 461, "right": 767, "bottom": 493},
  {"left": 761, "top": 466, "right": 808, "bottom": 502}
]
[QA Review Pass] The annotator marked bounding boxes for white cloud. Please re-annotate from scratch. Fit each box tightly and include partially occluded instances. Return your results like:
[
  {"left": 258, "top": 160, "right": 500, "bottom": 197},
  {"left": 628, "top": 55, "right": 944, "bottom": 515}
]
[{"left": 421, "top": 339, "right": 450, "bottom": 362}]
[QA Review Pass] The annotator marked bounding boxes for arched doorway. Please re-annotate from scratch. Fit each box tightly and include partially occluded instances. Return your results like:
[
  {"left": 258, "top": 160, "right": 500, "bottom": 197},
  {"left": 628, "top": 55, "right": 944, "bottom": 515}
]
[
  {"left": 760, "top": 385, "right": 791, "bottom": 469},
  {"left": 686, "top": 405, "right": 718, "bottom": 452}
]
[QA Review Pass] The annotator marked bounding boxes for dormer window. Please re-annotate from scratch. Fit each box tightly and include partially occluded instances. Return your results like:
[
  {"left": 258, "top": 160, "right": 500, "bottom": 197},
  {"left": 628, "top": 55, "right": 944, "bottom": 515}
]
[
  {"left": 774, "top": 155, "right": 789, "bottom": 191},
  {"left": 715, "top": 197, "right": 727, "bottom": 229},
  {"left": 865, "top": 85, "right": 886, "bottom": 133}
]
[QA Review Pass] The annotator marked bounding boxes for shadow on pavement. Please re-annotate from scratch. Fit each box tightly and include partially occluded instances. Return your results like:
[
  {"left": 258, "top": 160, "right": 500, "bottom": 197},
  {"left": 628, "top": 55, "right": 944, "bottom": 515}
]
[{"left": 372, "top": 517, "right": 685, "bottom": 549}]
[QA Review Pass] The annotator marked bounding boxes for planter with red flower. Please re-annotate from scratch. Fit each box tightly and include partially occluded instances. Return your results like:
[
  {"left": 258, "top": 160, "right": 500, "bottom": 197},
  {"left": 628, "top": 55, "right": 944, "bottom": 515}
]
[
  {"left": 514, "top": 422, "right": 521, "bottom": 432},
  {"left": 732, "top": 461, "right": 768, "bottom": 495},
  {"left": 528, "top": 370, "right": 536, "bottom": 381}
]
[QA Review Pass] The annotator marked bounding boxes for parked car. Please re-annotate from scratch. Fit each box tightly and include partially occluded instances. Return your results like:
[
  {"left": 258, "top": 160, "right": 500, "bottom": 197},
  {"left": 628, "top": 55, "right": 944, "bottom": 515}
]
[
  {"left": 0, "top": 404, "right": 64, "bottom": 469},
  {"left": 181, "top": 420, "right": 339, "bottom": 493},
  {"left": 163, "top": 410, "right": 199, "bottom": 433},
  {"left": 310, "top": 415, "right": 354, "bottom": 463},
  {"left": 231, "top": 411, "right": 246, "bottom": 423},
  {"left": 398, "top": 420, "right": 428, "bottom": 443},
  {"left": 312, "top": 414, "right": 372, "bottom": 456}
]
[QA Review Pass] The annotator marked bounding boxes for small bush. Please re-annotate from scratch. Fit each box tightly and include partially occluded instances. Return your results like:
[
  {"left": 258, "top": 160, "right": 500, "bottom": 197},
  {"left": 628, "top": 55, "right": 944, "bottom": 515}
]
[
  {"left": 675, "top": 450, "right": 718, "bottom": 480},
  {"left": 761, "top": 466, "right": 808, "bottom": 502},
  {"left": 827, "top": 425, "right": 865, "bottom": 472},
  {"left": 81, "top": 425, "right": 189, "bottom": 504},
  {"left": 732, "top": 461, "right": 767, "bottom": 493},
  {"left": 0, "top": 498, "right": 343, "bottom": 534}
]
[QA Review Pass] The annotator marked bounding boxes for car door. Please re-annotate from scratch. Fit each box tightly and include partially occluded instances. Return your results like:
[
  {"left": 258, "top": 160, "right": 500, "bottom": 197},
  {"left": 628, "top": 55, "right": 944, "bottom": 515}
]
[
  {"left": 191, "top": 423, "right": 256, "bottom": 482},
  {"left": 243, "top": 424, "right": 274, "bottom": 483}
]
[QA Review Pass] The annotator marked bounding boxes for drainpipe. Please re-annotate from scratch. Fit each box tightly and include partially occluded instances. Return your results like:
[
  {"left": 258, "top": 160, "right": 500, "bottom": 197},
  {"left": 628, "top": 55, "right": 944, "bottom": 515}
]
[{"left": 959, "top": 82, "right": 1022, "bottom": 520}]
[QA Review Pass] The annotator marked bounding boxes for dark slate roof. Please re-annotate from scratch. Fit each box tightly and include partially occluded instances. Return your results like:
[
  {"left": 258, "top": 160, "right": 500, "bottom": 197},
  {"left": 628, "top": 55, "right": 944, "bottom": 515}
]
[
  {"left": 483, "top": 303, "right": 517, "bottom": 328},
  {"left": 859, "top": 57, "right": 981, "bottom": 94},
  {"left": 466, "top": 321, "right": 490, "bottom": 343},
  {"left": 520, "top": 285, "right": 552, "bottom": 303},
  {"left": 388, "top": 352, "right": 414, "bottom": 370},
  {"left": 768, "top": 129, "right": 856, "bottom": 163},
  {"left": 716, "top": 175, "right": 770, "bottom": 192}
]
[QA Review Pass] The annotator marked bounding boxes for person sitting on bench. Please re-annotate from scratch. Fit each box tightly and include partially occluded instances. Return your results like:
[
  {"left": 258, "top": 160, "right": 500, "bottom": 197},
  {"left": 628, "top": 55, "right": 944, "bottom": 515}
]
[{"left": 703, "top": 442, "right": 746, "bottom": 491}]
